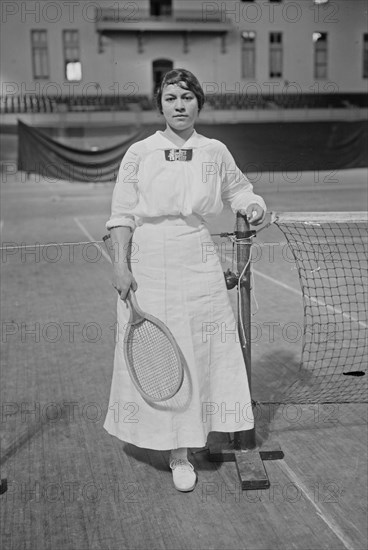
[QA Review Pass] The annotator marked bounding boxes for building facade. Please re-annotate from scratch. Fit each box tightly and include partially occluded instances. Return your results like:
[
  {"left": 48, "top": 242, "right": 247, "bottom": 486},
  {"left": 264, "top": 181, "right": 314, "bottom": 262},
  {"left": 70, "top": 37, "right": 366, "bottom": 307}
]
[{"left": 1, "top": 0, "right": 367, "bottom": 101}]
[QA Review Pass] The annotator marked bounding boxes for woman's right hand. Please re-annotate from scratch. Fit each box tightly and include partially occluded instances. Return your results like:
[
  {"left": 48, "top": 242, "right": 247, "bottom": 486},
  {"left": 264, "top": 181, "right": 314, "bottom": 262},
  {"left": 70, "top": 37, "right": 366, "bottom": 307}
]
[{"left": 112, "top": 264, "right": 137, "bottom": 300}]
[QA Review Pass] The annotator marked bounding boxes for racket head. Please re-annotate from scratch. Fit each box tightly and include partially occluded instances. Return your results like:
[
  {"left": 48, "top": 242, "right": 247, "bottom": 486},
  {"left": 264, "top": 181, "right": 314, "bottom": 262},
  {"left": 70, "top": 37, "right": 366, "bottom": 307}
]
[{"left": 123, "top": 314, "right": 184, "bottom": 402}]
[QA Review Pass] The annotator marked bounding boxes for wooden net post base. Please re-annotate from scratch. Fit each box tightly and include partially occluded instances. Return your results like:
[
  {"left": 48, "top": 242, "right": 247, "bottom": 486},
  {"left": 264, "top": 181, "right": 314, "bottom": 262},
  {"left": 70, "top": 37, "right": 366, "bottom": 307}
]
[
  {"left": 208, "top": 213, "right": 283, "bottom": 490},
  {"left": 207, "top": 432, "right": 284, "bottom": 490}
]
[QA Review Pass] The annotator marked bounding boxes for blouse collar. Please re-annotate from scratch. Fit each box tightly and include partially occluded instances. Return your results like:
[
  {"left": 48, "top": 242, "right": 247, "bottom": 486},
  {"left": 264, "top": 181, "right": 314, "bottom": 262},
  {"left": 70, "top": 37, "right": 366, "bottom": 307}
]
[{"left": 155, "top": 129, "right": 203, "bottom": 149}]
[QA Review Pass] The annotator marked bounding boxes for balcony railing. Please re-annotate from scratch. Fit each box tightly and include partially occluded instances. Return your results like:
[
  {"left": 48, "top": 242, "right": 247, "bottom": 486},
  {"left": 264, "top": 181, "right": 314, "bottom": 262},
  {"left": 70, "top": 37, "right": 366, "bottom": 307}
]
[
  {"left": 2, "top": 94, "right": 367, "bottom": 115},
  {"left": 96, "top": 8, "right": 233, "bottom": 33}
]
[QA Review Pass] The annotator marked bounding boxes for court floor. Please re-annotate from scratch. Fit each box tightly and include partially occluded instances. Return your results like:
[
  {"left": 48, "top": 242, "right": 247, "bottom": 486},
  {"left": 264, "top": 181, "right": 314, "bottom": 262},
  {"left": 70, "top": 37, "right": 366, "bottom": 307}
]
[{"left": 0, "top": 167, "right": 367, "bottom": 550}]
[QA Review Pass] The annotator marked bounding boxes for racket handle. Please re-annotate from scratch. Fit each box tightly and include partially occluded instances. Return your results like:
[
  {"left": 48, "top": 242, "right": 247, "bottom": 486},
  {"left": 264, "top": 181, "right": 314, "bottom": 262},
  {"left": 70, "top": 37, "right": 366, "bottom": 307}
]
[
  {"left": 125, "top": 289, "right": 145, "bottom": 324},
  {"left": 126, "top": 288, "right": 135, "bottom": 306}
]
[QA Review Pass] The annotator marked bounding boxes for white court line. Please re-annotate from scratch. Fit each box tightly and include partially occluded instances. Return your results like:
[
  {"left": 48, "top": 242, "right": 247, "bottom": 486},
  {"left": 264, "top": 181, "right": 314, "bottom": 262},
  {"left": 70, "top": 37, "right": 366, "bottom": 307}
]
[
  {"left": 73, "top": 216, "right": 111, "bottom": 263},
  {"left": 278, "top": 459, "right": 357, "bottom": 550},
  {"left": 254, "top": 267, "right": 302, "bottom": 297},
  {"left": 224, "top": 252, "right": 367, "bottom": 328},
  {"left": 308, "top": 297, "right": 367, "bottom": 329}
]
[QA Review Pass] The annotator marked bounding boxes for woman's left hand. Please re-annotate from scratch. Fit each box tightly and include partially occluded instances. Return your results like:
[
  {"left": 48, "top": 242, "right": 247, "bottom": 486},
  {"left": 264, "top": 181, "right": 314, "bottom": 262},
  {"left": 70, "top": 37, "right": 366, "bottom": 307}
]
[{"left": 238, "top": 203, "right": 265, "bottom": 226}]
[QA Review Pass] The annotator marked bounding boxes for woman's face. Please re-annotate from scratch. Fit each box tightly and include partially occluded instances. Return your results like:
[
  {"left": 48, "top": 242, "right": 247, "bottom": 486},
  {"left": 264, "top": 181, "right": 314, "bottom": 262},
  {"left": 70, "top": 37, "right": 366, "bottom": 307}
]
[{"left": 161, "top": 83, "right": 199, "bottom": 132}]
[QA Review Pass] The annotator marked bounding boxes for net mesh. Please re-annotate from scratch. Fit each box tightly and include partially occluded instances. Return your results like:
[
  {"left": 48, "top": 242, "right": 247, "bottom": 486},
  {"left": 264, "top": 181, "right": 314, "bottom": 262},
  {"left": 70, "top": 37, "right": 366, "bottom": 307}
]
[
  {"left": 125, "top": 320, "right": 183, "bottom": 401},
  {"left": 273, "top": 214, "right": 367, "bottom": 403}
]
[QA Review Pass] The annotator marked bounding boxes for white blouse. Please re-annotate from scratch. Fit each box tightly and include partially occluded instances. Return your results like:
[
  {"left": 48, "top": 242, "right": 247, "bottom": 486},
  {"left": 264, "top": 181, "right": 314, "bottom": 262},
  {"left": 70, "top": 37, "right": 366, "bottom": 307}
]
[{"left": 106, "top": 130, "right": 266, "bottom": 230}]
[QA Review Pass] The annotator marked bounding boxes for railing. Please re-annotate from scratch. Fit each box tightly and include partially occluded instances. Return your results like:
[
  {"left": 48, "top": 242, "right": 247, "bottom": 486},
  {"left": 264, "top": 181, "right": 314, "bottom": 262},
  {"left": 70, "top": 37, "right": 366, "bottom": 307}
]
[
  {"left": 98, "top": 8, "right": 226, "bottom": 23},
  {"left": 0, "top": 94, "right": 154, "bottom": 114},
  {"left": 1, "top": 94, "right": 367, "bottom": 115},
  {"left": 206, "top": 93, "right": 368, "bottom": 110}
]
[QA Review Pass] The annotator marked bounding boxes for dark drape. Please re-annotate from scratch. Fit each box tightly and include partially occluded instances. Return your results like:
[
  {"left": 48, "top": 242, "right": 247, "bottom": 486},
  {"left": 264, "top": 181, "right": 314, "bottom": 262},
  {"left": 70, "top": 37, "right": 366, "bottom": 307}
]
[
  {"left": 17, "top": 120, "right": 150, "bottom": 182},
  {"left": 17, "top": 119, "right": 368, "bottom": 182},
  {"left": 196, "top": 120, "right": 368, "bottom": 173}
]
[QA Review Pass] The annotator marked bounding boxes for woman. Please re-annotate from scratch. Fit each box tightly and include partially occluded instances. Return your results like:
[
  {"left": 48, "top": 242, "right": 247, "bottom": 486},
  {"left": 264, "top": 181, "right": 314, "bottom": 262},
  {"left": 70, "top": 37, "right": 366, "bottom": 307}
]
[{"left": 104, "top": 69, "right": 266, "bottom": 492}]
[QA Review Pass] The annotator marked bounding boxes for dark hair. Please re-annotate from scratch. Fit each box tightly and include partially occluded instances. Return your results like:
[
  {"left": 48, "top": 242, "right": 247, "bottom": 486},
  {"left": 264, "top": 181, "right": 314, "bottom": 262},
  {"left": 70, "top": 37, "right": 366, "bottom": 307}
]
[{"left": 155, "top": 68, "right": 205, "bottom": 114}]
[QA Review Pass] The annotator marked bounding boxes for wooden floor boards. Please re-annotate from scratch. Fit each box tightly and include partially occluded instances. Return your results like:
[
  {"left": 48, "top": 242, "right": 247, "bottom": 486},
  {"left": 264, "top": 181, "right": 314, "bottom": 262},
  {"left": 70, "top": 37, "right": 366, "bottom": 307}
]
[{"left": 1, "top": 177, "right": 367, "bottom": 549}]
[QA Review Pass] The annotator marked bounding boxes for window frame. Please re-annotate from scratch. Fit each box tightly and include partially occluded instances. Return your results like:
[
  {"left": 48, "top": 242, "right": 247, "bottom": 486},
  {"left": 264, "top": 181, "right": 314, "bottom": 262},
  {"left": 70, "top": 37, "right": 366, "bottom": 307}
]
[
  {"left": 63, "top": 29, "right": 82, "bottom": 82},
  {"left": 150, "top": 0, "right": 172, "bottom": 16},
  {"left": 241, "top": 31, "right": 256, "bottom": 79},
  {"left": 313, "top": 32, "right": 328, "bottom": 80},
  {"left": 363, "top": 33, "right": 368, "bottom": 79},
  {"left": 269, "top": 32, "right": 283, "bottom": 78},
  {"left": 31, "top": 29, "right": 50, "bottom": 80}
]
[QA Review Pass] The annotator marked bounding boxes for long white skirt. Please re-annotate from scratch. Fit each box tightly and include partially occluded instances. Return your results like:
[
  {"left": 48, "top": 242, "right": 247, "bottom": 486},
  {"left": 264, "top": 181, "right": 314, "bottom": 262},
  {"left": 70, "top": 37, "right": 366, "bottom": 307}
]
[{"left": 103, "top": 215, "right": 254, "bottom": 450}]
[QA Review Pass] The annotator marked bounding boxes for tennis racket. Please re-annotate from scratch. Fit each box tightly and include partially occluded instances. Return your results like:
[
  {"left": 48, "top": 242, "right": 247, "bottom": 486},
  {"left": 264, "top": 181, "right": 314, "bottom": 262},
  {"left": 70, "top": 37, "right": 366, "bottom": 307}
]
[{"left": 103, "top": 234, "right": 184, "bottom": 402}]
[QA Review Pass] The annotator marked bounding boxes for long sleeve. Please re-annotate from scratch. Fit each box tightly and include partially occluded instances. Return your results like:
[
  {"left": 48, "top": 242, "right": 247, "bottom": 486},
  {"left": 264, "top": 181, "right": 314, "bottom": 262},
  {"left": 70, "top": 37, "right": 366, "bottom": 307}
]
[
  {"left": 106, "top": 146, "right": 140, "bottom": 231},
  {"left": 220, "top": 145, "right": 266, "bottom": 214}
]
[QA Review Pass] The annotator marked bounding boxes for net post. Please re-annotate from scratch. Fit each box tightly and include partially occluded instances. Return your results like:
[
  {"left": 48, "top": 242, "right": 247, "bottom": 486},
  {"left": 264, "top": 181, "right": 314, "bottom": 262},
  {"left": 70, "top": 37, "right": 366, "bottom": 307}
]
[
  {"left": 206, "top": 212, "right": 284, "bottom": 489},
  {"left": 233, "top": 212, "right": 256, "bottom": 451}
]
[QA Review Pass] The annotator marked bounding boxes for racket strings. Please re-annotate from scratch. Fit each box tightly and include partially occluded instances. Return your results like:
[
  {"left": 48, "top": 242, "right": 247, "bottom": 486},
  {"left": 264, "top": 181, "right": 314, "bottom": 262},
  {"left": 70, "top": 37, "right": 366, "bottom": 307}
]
[{"left": 126, "top": 320, "right": 182, "bottom": 400}]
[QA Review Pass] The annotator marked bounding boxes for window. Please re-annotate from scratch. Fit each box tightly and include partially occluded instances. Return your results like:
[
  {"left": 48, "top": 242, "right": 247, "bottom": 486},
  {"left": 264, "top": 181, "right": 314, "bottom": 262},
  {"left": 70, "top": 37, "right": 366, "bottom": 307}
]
[
  {"left": 31, "top": 30, "right": 49, "bottom": 79},
  {"left": 241, "top": 31, "right": 256, "bottom": 79},
  {"left": 363, "top": 34, "right": 368, "bottom": 78},
  {"left": 152, "top": 59, "right": 173, "bottom": 94},
  {"left": 150, "top": 0, "right": 171, "bottom": 16},
  {"left": 269, "top": 32, "right": 283, "bottom": 78},
  {"left": 313, "top": 32, "right": 327, "bottom": 79},
  {"left": 63, "top": 30, "right": 82, "bottom": 81}
]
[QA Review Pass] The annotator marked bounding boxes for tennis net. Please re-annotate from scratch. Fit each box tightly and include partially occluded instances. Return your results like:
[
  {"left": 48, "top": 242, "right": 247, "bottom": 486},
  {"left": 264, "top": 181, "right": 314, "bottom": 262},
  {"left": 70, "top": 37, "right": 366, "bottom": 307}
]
[{"left": 271, "top": 212, "right": 368, "bottom": 403}]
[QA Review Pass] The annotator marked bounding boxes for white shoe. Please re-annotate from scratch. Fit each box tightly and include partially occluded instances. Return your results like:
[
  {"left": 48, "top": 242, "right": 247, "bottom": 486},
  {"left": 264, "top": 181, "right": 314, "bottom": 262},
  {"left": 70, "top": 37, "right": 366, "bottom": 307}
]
[{"left": 169, "top": 458, "right": 196, "bottom": 492}]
